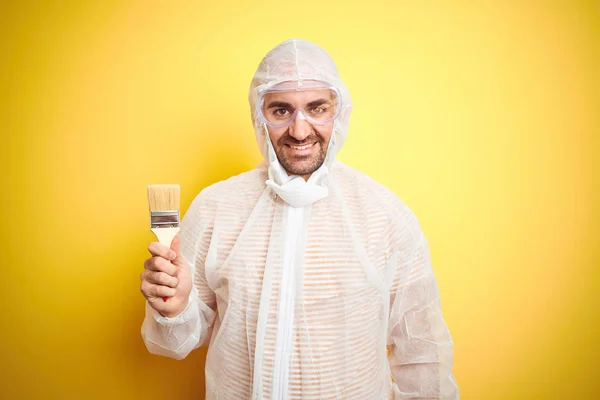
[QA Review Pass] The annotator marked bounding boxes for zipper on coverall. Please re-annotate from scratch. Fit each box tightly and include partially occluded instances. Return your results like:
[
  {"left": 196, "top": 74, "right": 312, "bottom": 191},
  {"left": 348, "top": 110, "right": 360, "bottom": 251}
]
[{"left": 272, "top": 205, "right": 303, "bottom": 399}]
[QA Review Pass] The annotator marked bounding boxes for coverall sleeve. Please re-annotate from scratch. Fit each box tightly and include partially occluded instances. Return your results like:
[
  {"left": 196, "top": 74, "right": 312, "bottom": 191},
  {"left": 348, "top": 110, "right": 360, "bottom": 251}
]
[
  {"left": 141, "top": 191, "right": 217, "bottom": 360},
  {"left": 387, "top": 231, "right": 459, "bottom": 399}
]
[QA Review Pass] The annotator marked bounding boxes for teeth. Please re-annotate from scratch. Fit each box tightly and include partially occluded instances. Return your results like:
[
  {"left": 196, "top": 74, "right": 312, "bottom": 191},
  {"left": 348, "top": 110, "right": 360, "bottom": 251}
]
[{"left": 289, "top": 143, "right": 313, "bottom": 150}]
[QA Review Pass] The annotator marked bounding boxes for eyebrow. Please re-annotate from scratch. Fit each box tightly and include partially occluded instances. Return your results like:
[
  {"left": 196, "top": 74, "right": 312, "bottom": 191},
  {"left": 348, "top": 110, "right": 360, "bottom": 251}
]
[
  {"left": 266, "top": 101, "right": 292, "bottom": 109},
  {"left": 307, "top": 98, "right": 330, "bottom": 107},
  {"left": 266, "top": 98, "right": 331, "bottom": 109}
]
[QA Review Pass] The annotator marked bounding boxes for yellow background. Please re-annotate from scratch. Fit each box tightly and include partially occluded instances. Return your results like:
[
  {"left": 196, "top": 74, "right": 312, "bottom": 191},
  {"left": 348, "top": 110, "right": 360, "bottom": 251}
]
[{"left": 1, "top": 1, "right": 598, "bottom": 399}]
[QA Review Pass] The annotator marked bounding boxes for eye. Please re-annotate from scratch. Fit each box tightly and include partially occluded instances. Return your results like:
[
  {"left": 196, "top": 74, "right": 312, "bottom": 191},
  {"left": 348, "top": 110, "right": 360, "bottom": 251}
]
[
  {"left": 310, "top": 106, "right": 327, "bottom": 115},
  {"left": 273, "top": 108, "right": 290, "bottom": 117}
]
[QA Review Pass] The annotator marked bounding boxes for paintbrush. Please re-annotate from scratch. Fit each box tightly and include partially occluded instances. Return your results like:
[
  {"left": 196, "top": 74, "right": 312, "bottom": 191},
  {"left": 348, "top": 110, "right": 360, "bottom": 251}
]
[{"left": 147, "top": 184, "right": 180, "bottom": 302}]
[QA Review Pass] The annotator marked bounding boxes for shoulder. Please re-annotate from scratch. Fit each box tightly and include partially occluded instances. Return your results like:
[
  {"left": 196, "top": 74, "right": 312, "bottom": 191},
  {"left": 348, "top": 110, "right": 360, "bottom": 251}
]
[
  {"left": 332, "top": 161, "right": 425, "bottom": 244},
  {"left": 187, "top": 167, "right": 267, "bottom": 215},
  {"left": 202, "top": 167, "right": 266, "bottom": 202}
]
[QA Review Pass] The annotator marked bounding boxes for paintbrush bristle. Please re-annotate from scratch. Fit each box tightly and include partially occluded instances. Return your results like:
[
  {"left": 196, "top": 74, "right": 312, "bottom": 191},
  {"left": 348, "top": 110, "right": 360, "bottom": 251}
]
[{"left": 147, "top": 184, "right": 180, "bottom": 212}]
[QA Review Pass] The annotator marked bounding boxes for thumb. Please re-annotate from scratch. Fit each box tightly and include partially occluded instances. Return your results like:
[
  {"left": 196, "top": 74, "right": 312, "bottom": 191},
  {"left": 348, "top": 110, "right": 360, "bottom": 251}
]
[{"left": 170, "top": 234, "right": 188, "bottom": 269}]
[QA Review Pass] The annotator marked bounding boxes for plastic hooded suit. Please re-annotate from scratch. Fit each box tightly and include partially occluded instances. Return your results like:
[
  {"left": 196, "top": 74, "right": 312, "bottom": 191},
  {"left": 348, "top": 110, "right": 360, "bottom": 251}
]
[{"left": 141, "top": 38, "right": 459, "bottom": 399}]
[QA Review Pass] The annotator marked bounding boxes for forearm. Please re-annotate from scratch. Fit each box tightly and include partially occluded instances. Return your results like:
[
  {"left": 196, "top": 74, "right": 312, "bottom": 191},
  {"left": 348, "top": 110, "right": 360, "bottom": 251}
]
[
  {"left": 389, "top": 355, "right": 457, "bottom": 399},
  {"left": 387, "top": 254, "right": 458, "bottom": 397},
  {"left": 387, "top": 295, "right": 458, "bottom": 399},
  {"left": 141, "top": 286, "right": 214, "bottom": 360}
]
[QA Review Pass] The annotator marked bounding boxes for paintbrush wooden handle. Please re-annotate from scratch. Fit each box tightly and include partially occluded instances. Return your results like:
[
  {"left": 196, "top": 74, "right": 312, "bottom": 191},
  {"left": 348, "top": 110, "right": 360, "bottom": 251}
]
[
  {"left": 151, "top": 227, "right": 180, "bottom": 247},
  {"left": 151, "top": 227, "right": 180, "bottom": 301}
]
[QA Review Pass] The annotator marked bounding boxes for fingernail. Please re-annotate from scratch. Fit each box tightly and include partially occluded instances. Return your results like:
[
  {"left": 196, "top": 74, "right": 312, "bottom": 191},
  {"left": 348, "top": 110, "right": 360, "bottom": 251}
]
[{"left": 170, "top": 251, "right": 176, "bottom": 259}]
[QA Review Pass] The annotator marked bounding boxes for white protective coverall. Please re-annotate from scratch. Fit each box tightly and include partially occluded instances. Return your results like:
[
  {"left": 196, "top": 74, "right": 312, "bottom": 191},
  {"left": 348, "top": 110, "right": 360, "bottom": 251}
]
[{"left": 141, "top": 38, "right": 459, "bottom": 399}]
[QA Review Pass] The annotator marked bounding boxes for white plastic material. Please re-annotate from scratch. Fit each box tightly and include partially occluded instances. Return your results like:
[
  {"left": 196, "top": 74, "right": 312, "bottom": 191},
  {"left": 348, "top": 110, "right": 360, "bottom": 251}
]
[{"left": 141, "top": 38, "right": 458, "bottom": 399}]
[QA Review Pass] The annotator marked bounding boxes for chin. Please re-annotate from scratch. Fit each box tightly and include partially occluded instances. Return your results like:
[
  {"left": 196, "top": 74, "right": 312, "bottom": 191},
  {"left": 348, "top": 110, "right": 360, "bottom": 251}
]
[
  {"left": 276, "top": 147, "right": 326, "bottom": 176},
  {"left": 286, "top": 159, "right": 324, "bottom": 176}
]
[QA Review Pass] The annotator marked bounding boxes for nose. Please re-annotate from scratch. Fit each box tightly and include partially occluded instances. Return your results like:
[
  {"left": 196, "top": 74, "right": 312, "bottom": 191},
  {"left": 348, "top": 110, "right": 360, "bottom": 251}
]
[{"left": 288, "top": 110, "right": 312, "bottom": 141}]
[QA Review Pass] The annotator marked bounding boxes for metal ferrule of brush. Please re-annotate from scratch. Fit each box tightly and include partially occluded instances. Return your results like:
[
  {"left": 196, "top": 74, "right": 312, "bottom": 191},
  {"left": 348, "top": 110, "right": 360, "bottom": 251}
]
[{"left": 150, "top": 210, "right": 180, "bottom": 229}]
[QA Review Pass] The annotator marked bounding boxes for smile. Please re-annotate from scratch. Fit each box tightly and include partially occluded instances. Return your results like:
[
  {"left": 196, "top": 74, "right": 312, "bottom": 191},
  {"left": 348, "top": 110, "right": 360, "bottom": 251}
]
[{"left": 287, "top": 143, "right": 316, "bottom": 151}]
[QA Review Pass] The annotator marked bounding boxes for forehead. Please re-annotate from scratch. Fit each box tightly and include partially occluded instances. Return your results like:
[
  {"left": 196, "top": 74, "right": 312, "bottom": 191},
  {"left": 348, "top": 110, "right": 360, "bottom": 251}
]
[{"left": 262, "top": 89, "right": 334, "bottom": 105}]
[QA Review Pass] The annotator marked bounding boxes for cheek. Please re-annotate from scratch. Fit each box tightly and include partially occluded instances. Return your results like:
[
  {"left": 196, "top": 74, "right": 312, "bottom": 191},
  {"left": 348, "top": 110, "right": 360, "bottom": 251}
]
[
  {"left": 315, "top": 125, "right": 334, "bottom": 142},
  {"left": 267, "top": 128, "right": 285, "bottom": 145}
]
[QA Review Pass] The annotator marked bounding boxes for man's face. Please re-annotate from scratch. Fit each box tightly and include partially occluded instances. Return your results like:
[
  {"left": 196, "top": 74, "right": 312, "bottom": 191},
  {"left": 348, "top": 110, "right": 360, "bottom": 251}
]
[{"left": 262, "top": 89, "right": 335, "bottom": 179}]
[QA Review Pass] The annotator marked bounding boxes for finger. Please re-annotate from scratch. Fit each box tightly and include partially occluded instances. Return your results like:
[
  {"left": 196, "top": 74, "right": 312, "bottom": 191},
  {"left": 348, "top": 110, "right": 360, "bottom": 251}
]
[
  {"left": 150, "top": 284, "right": 177, "bottom": 299},
  {"left": 144, "top": 271, "right": 179, "bottom": 288},
  {"left": 170, "top": 235, "right": 182, "bottom": 259},
  {"left": 141, "top": 281, "right": 176, "bottom": 299},
  {"left": 170, "top": 235, "right": 190, "bottom": 270},
  {"left": 144, "top": 256, "right": 177, "bottom": 276},
  {"left": 148, "top": 241, "right": 177, "bottom": 261}
]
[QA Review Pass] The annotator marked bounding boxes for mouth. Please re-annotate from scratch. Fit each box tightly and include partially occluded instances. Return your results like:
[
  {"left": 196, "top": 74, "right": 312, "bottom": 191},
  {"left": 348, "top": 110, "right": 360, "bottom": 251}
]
[{"left": 286, "top": 142, "right": 317, "bottom": 152}]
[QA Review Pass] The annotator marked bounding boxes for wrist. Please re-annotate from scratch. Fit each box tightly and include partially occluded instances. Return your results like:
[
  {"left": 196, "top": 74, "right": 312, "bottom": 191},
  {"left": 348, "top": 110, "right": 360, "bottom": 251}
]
[{"left": 161, "top": 298, "right": 190, "bottom": 319}]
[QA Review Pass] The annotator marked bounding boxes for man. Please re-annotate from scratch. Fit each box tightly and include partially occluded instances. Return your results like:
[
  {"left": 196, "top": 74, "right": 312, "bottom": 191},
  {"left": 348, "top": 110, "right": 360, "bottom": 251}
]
[{"left": 140, "top": 38, "right": 459, "bottom": 399}]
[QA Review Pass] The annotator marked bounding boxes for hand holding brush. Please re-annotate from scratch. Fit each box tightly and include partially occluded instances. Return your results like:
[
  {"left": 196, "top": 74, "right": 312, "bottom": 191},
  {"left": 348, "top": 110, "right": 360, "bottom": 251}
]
[{"left": 140, "top": 184, "right": 192, "bottom": 318}]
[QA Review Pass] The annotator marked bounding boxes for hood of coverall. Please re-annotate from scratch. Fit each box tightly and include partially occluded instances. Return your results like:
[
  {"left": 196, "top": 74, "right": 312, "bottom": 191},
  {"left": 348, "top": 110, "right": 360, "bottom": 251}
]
[{"left": 248, "top": 39, "right": 353, "bottom": 171}]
